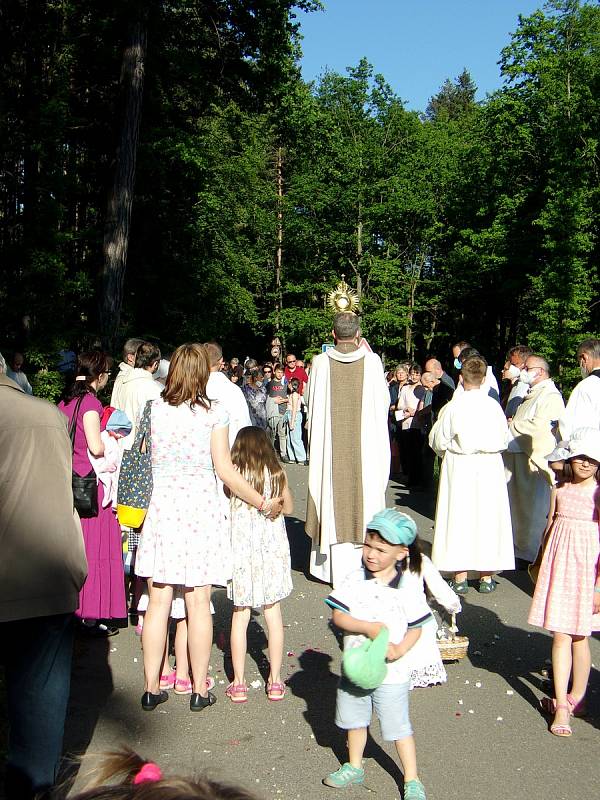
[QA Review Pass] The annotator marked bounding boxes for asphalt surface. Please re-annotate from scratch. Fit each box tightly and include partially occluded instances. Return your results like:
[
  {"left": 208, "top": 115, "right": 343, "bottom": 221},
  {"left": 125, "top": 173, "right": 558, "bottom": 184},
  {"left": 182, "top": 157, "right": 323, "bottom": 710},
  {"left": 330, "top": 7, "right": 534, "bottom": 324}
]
[{"left": 62, "top": 467, "right": 600, "bottom": 800}]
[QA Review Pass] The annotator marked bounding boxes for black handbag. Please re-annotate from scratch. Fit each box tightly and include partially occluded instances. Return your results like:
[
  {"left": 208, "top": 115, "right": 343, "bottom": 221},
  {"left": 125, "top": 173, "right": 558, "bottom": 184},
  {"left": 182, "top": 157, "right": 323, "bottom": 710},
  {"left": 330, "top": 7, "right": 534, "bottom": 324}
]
[{"left": 68, "top": 394, "right": 99, "bottom": 518}]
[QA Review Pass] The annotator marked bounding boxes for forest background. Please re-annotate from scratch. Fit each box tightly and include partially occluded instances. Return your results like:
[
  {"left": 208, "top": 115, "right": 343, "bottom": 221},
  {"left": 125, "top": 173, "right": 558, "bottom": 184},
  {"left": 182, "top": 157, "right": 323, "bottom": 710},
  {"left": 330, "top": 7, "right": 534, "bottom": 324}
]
[{"left": 0, "top": 0, "right": 598, "bottom": 398}]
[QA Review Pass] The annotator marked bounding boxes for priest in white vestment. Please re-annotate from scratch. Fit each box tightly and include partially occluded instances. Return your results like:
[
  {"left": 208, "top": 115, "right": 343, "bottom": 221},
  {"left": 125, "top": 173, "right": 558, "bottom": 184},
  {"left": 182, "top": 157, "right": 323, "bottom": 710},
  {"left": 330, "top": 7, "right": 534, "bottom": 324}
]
[
  {"left": 430, "top": 355, "right": 514, "bottom": 593},
  {"left": 305, "top": 312, "right": 390, "bottom": 586},
  {"left": 503, "top": 354, "right": 565, "bottom": 562}
]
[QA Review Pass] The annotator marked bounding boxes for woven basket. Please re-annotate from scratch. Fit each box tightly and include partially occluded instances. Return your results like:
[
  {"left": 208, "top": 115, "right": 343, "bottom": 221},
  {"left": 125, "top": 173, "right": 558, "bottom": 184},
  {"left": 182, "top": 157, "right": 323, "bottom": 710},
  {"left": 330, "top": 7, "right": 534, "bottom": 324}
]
[{"left": 437, "top": 613, "right": 469, "bottom": 662}]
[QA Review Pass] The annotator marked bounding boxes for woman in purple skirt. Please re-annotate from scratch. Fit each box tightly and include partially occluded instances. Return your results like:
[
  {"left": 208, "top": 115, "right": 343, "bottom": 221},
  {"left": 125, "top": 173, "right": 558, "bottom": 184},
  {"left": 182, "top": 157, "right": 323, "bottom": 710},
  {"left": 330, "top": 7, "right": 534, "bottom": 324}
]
[{"left": 59, "top": 350, "right": 126, "bottom": 634}]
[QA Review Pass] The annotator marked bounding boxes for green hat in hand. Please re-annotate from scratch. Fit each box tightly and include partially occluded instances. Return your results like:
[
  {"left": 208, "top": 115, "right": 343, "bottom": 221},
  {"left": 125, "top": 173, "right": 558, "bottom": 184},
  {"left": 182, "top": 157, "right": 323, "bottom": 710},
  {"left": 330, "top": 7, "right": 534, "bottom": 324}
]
[{"left": 342, "top": 627, "right": 390, "bottom": 690}]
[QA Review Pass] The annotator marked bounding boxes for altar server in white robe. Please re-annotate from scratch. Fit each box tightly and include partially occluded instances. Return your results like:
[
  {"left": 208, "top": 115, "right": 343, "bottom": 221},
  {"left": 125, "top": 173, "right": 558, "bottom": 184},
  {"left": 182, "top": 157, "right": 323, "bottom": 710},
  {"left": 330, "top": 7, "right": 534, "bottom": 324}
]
[{"left": 430, "top": 354, "right": 514, "bottom": 594}]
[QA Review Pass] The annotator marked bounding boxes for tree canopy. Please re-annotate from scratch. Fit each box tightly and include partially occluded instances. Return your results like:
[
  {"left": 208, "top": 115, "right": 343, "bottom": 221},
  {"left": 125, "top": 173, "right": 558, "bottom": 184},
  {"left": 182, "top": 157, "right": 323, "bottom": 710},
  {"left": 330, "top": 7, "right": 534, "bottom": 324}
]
[{"left": 0, "top": 0, "right": 598, "bottom": 387}]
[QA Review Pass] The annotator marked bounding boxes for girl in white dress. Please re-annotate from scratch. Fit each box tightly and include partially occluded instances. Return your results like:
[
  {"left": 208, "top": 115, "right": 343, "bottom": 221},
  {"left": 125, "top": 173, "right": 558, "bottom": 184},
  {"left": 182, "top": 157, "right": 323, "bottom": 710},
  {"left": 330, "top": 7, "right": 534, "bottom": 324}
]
[
  {"left": 429, "top": 355, "right": 514, "bottom": 594},
  {"left": 227, "top": 427, "right": 294, "bottom": 703},
  {"left": 398, "top": 548, "right": 462, "bottom": 688}
]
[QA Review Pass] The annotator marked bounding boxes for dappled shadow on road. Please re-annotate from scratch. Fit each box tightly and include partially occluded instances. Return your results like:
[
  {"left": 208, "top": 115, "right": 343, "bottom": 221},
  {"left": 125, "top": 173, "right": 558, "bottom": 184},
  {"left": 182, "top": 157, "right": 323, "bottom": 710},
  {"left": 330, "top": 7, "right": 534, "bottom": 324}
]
[
  {"left": 287, "top": 650, "right": 406, "bottom": 793},
  {"left": 458, "top": 598, "right": 600, "bottom": 730}
]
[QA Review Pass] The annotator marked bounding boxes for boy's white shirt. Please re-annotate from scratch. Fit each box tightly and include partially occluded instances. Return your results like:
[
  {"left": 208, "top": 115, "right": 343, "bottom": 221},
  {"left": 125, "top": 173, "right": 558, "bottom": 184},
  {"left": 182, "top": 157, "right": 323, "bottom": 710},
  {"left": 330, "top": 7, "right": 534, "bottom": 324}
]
[{"left": 327, "top": 567, "right": 427, "bottom": 684}]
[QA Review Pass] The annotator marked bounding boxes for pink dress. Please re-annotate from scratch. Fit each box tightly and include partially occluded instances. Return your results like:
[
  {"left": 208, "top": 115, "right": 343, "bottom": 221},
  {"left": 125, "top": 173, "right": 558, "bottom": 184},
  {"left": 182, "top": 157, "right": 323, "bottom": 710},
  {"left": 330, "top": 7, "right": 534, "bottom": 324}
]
[
  {"left": 59, "top": 393, "right": 126, "bottom": 620},
  {"left": 135, "top": 398, "right": 231, "bottom": 587},
  {"left": 528, "top": 481, "right": 600, "bottom": 636}
]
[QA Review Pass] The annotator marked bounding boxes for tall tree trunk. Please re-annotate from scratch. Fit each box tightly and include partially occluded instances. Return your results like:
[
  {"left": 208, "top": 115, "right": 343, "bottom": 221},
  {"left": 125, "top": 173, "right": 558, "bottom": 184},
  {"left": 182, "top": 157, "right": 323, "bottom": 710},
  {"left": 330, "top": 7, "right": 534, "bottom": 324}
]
[
  {"left": 99, "top": 12, "right": 146, "bottom": 350},
  {"left": 275, "top": 146, "right": 283, "bottom": 335}
]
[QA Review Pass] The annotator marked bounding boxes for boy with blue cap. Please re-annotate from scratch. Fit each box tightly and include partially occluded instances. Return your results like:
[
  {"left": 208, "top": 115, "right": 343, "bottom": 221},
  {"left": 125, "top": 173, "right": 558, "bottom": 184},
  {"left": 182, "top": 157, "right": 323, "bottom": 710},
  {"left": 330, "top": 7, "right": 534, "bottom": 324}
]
[{"left": 323, "top": 508, "right": 430, "bottom": 799}]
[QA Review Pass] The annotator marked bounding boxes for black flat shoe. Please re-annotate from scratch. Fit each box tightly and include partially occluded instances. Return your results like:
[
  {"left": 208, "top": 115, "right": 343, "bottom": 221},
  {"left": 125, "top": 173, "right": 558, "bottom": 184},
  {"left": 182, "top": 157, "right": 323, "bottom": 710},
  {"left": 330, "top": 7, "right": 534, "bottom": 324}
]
[
  {"left": 141, "top": 690, "right": 168, "bottom": 711},
  {"left": 190, "top": 690, "right": 216, "bottom": 712}
]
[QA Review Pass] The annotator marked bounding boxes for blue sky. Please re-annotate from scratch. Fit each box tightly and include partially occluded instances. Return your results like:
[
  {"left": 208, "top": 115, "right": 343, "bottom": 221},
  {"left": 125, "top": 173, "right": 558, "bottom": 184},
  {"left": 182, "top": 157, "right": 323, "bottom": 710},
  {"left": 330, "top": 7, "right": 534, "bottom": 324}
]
[{"left": 297, "top": 1, "right": 544, "bottom": 110}]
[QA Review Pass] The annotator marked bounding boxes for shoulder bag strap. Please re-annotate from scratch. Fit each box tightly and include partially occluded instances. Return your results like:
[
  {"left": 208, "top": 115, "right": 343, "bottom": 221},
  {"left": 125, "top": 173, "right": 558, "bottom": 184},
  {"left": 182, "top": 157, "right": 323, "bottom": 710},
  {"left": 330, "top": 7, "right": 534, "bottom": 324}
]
[
  {"left": 68, "top": 395, "right": 85, "bottom": 454},
  {"left": 136, "top": 399, "right": 153, "bottom": 455}
]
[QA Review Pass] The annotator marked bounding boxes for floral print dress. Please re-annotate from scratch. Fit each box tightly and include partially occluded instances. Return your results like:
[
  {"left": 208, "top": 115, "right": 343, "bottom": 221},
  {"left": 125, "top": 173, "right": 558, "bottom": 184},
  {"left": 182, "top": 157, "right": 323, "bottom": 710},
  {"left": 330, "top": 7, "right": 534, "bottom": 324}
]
[
  {"left": 228, "top": 470, "right": 293, "bottom": 607},
  {"left": 135, "top": 398, "right": 231, "bottom": 587}
]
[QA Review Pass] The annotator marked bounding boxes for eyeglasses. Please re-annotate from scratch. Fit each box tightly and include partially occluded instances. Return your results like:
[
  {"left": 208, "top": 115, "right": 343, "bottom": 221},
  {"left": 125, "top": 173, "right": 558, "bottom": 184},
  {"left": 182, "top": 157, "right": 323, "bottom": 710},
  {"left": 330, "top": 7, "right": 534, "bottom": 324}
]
[{"left": 571, "top": 457, "right": 598, "bottom": 466}]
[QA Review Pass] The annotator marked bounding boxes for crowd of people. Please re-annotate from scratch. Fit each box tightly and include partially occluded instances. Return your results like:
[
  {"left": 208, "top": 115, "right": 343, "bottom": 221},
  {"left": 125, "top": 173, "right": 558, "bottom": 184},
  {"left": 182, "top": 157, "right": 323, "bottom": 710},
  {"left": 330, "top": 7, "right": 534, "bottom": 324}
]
[{"left": 0, "top": 327, "right": 599, "bottom": 800}]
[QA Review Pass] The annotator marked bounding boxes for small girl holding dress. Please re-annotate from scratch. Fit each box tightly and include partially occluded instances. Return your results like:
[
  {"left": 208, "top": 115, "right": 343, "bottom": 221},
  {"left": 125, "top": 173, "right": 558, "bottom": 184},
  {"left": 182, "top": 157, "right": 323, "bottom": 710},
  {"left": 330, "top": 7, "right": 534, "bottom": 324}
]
[
  {"left": 226, "top": 427, "right": 293, "bottom": 703},
  {"left": 528, "top": 429, "right": 600, "bottom": 737},
  {"left": 397, "top": 540, "right": 462, "bottom": 689}
]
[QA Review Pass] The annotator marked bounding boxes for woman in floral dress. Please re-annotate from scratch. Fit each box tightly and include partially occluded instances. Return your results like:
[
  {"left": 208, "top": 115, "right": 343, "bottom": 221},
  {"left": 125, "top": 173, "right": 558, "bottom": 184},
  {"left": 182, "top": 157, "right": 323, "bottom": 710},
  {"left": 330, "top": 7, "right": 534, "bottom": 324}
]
[{"left": 135, "top": 343, "right": 284, "bottom": 712}]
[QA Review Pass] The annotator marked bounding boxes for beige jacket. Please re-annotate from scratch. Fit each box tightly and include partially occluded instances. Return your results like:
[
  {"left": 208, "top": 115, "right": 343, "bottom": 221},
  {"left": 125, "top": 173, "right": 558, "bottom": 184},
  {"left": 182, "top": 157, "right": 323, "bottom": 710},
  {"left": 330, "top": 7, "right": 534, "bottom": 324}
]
[
  {"left": 508, "top": 378, "right": 565, "bottom": 478},
  {"left": 0, "top": 374, "right": 87, "bottom": 621}
]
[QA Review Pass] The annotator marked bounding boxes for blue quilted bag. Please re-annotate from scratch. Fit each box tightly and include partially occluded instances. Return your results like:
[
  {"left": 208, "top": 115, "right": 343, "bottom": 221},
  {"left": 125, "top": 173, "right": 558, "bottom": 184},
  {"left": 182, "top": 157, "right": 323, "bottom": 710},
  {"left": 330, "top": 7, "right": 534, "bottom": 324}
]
[{"left": 117, "top": 400, "right": 153, "bottom": 528}]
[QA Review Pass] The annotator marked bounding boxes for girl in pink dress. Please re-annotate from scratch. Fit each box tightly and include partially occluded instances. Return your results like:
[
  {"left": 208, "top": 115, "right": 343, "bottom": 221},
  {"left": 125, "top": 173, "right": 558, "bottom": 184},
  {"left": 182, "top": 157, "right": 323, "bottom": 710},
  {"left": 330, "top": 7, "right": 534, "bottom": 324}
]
[{"left": 528, "top": 430, "right": 600, "bottom": 737}]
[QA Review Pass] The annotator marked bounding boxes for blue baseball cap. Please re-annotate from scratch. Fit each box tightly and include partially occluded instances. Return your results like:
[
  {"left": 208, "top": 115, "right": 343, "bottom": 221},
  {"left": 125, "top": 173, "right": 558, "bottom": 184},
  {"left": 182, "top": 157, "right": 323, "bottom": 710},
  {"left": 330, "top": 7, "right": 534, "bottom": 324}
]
[
  {"left": 106, "top": 409, "right": 132, "bottom": 436},
  {"left": 366, "top": 508, "right": 417, "bottom": 546}
]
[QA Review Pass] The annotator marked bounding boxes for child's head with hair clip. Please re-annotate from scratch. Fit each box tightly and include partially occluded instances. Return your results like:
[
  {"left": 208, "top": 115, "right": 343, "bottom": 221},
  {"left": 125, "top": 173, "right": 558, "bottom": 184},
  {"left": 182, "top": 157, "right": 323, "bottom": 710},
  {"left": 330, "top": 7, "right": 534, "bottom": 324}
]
[{"left": 64, "top": 748, "right": 259, "bottom": 800}]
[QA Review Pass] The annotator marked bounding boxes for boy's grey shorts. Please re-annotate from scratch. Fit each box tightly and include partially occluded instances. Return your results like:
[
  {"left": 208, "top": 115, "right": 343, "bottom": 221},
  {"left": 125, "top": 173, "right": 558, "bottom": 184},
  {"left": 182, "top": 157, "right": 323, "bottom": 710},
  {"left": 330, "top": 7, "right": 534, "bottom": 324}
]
[{"left": 335, "top": 678, "right": 413, "bottom": 742}]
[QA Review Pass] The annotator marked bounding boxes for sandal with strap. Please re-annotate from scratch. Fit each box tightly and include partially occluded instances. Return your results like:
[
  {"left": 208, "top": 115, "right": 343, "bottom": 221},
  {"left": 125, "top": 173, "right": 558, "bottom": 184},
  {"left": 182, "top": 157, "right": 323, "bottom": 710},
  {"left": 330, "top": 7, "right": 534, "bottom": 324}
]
[
  {"left": 266, "top": 681, "right": 286, "bottom": 701},
  {"left": 174, "top": 676, "right": 216, "bottom": 695},
  {"left": 549, "top": 704, "right": 572, "bottom": 737},
  {"left": 225, "top": 682, "right": 248, "bottom": 703},
  {"left": 541, "top": 694, "right": 587, "bottom": 718},
  {"left": 159, "top": 670, "right": 176, "bottom": 690},
  {"left": 567, "top": 693, "right": 587, "bottom": 717}
]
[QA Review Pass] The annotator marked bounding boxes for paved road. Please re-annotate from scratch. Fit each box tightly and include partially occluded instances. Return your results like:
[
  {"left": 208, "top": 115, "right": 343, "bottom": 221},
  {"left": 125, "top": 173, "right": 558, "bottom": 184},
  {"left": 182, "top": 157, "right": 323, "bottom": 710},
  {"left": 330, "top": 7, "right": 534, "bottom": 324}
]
[{"left": 63, "top": 467, "right": 599, "bottom": 800}]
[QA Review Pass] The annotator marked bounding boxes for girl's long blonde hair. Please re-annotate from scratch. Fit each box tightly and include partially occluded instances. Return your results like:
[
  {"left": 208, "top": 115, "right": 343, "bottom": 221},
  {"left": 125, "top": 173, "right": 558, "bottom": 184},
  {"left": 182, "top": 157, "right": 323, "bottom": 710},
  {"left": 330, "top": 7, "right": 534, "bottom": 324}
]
[
  {"left": 57, "top": 747, "right": 258, "bottom": 799},
  {"left": 230, "top": 426, "right": 286, "bottom": 498}
]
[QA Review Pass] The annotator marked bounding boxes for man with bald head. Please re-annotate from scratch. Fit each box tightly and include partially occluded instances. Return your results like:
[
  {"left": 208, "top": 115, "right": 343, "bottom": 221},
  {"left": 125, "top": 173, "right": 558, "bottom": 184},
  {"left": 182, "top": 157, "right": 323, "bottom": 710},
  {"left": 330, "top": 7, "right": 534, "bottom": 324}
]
[
  {"left": 425, "top": 358, "right": 455, "bottom": 422},
  {"left": 503, "top": 354, "right": 565, "bottom": 564}
]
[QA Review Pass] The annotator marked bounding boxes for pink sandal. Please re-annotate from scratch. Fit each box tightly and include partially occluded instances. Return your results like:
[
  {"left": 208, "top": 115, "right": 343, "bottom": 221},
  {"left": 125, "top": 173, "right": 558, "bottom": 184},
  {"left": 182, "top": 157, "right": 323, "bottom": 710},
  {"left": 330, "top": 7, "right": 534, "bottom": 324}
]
[
  {"left": 567, "top": 693, "right": 587, "bottom": 717},
  {"left": 225, "top": 682, "right": 248, "bottom": 703},
  {"left": 159, "top": 670, "right": 176, "bottom": 690},
  {"left": 549, "top": 704, "right": 572, "bottom": 737},
  {"left": 266, "top": 682, "right": 286, "bottom": 701},
  {"left": 175, "top": 676, "right": 215, "bottom": 695},
  {"left": 541, "top": 694, "right": 587, "bottom": 717}
]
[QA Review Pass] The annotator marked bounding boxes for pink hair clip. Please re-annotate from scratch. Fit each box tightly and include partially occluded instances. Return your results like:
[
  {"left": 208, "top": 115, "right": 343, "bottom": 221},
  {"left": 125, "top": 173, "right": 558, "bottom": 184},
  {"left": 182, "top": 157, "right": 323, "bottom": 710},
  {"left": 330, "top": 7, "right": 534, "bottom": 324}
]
[{"left": 133, "top": 762, "right": 162, "bottom": 785}]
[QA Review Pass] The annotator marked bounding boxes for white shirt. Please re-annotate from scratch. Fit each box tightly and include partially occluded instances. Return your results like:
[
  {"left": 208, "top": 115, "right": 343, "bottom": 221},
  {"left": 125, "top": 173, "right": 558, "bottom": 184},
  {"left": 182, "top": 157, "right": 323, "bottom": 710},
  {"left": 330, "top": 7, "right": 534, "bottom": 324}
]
[
  {"left": 326, "top": 567, "right": 431, "bottom": 684},
  {"left": 560, "top": 371, "right": 600, "bottom": 440},
  {"left": 207, "top": 371, "right": 251, "bottom": 447},
  {"left": 455, "top": 366, "right": 500, "bottom": 402},
  {"left": 505, "top": 379, "right": 529, "bottom": 418}
]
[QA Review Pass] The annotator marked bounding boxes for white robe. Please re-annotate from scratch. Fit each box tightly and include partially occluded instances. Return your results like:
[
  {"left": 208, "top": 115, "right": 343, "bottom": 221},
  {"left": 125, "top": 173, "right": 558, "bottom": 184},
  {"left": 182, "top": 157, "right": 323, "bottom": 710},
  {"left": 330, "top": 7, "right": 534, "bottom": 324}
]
[
  {"left": 429, "top": 390, "right": 514, "bottom": 572},
  {"left": 305, "top": 347, "right": 390, "bottom": 585}
]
